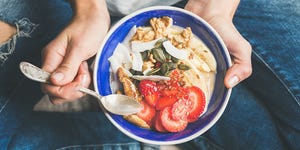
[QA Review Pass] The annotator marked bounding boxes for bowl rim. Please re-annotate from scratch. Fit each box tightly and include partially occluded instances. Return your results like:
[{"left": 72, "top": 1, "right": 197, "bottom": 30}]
[{"left": 93, "top": 6, "right": 232, "bottom": 145}]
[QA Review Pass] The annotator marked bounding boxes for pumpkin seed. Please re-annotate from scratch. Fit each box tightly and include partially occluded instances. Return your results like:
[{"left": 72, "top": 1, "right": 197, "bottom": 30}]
[
  {"left": 178, "top": 63, "right": 190, "bottom": 70},
  {"left": 152, "top": 48, "right": 166, "bottom": 63},
  {"left": 164, "top": 71, "right": 171, "bottom": 76},
  {"left": 160, "top": 63, "right": 169, "bottom": 75},
  {"left": 146, "top": 68, "right": 161, "bottom": 75},
  {"left": 171, "top": 56, "right": 179, "bottom": 63},
  {"left": 141, "top": 50, "right": 150, "bottom": 60},
  {"left": 154, "top": 38, "right": 167, "bottom": 48},
  {"left": 165, "top": 62, "right": 177, "bottom": 70},
  {"left": 163, "top": 50, "right": 172, "bottom": 60},
  {"left": 129, "top": 69, "right": 143, "bottom": 75}
]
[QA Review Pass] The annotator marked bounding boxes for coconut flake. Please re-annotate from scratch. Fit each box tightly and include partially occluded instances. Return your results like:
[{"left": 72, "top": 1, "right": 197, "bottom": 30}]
[
  {"left": 131, "top": 75, "right": 170, "bottom": 81},
  {"left": 108, "top": 57, "right": 120, "bottom": 75},
  {"left": 163, "top": 40, "right": 189, "bottom": 60},
  {"left": 108, "top": 43, "right": 132, "bottom": 73},
  {"left": 131, "top": 38, "right": 161, "bottom": 52},
  {"left": 122, "top": 25, "right": 136, "bottom": 49},
  {"left": 131, "top": 52, "right": 143, "bottom": 71}
]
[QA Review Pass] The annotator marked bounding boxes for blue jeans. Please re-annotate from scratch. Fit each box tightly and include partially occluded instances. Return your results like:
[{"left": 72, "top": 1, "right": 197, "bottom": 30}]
[{"left": 0, "top": 0, "right": 299, "bottom": 149}]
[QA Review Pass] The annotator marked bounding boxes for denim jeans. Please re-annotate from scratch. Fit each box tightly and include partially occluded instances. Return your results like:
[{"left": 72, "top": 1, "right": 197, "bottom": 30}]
[{"left": 0, "top": 0, "right": 299, "bottom": 149}]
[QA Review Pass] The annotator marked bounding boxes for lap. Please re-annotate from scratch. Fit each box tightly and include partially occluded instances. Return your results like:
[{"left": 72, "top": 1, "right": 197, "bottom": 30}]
[
  {"left": 7, "top": 112, "right": 143, "bottom": 149},
  {"left": 0, "top": 0, "right": 73, "bottom": 148},
  {"left": 235, "top": 0, "right": 300, "bottom": 105},
  {"left": 201, "top": 0, "right": 300, "bottom": 149},
  {"left": 236, "top": 0, "right": 300, "bottom": 131}
]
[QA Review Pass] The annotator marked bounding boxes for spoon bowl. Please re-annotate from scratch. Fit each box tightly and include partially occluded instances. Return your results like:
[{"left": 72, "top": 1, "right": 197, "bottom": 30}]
[{"left": 19, "top": 61, "right": 143, "bottom": 115}]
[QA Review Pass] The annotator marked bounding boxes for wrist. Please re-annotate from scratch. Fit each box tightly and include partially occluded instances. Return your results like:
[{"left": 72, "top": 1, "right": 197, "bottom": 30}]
[{"left": 69, "top": 0, "right": 109, "bottom": 20}]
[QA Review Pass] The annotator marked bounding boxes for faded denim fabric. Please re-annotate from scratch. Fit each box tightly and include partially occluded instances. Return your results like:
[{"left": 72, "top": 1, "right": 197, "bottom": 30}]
[
  {"left": 193, "top": 0, "right": 300, "bottom": 149},
  {"left": 0, "top": 0, "right": 299, "bottom": 150}
]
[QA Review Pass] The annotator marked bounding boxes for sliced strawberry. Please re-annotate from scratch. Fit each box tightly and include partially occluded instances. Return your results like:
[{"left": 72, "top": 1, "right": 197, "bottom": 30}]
[
  {"left": 144, "top": 93, "right": 159, "bottom": 107},
  {"left": 171, "top": 98, "right": 191, "bottom": 121},
  {"left": 139, "top": 80, "right": 159, "bottom": 106},
  {"left": 185, "top": 86, "right": 206, "bottom": 122},
  {"left": 156, "top": 96, "right": 177, "bottom": 110},
  {"left": 160, "top": 107, "right": 188, "bottom": 132},
  {"left": 152, "top": 113, "right": 167, "bottom": 132},
  {"left": 161, "top": 89, "right": 178, "bottom": 97},
  {"left": 139, "top": 80, "right": 158, "bottom": 95},
  {"left": 137, "top": 101, "right": 156, "bottom": 125}
]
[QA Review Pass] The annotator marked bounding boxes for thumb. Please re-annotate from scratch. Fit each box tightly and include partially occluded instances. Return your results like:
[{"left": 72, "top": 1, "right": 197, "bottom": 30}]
[
  {"left": 224, "top": 62, "right": 252, "bottom": 88},
  {"left": 224, "top": 35, "right": 252, "bottom": 89},
  {"left": 209, "top": 19, "right": 252, "bottom": 88},
  {"left": 50, "top": 49, "right": 83, "bottom": 85},
  {"left": 41, "top": 32, "right": 83, "bottom": 86}
]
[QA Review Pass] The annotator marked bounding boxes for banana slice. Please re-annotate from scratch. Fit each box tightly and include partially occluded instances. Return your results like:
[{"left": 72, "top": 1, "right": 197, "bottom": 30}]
[
  {"left": 193, "top": 48, "right": 217, "bottom": 72},
  {"left": 123, "top": 115, "right": 150, "bottom": 129},
  {"left": 183, "top": 53, "right": 211, "bottom": 72},
  {"left": 189, "top": 38, "right": 217, "bottom": 72}
]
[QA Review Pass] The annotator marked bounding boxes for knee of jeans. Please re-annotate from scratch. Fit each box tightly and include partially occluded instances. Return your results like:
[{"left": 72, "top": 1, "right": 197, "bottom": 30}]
[{"left": 0, "top": 18, "right": 38, "bottom": 65}]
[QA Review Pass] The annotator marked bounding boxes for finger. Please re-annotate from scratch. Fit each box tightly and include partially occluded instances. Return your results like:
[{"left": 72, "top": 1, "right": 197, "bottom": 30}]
[
  {"left": 224, "top": 62, "right": 252, "bottom": 88},
  {"left": 224, "top": 37, "right": 252, "bottom": 88},
  {"left": 49, "top": 43, "right": 84, "bottom": 86},
  {"left": 41, "top": 33, "right": 67, "bottom": 74},
  {"left": 42, "top": 82, "right": 83, "bottom": 101},
  {"left": 212, "top": 21, "right": 252, "bottom": 88},
  {"left": 41, "top": 61, "right": 91, "bottom": 103},
  {"left": 76, "top": 61, "right": 91, "bottom": 88},
  {"left": 47, "top": 95, "right": 65, "bottom": 105},
  {"left": 42, "top": 29, "right": 87, "bottom": 86}
]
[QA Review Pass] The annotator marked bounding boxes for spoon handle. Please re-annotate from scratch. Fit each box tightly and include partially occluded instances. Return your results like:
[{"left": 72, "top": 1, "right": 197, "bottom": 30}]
[
  {"left": 78, "top": 87, "right": 102, "bottom": 100},
  {"left": 19, "top": 61, "right": 143, "bottom": 115},
  {"left": 19, "top": 62, "right": 101, "bottom": 99}
]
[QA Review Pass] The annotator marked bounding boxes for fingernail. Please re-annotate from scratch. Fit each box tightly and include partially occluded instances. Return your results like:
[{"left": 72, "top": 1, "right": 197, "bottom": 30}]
[
  {"left": 228, "top": 76, "right": 239, "bottom": 88},
  {"left": 52, "top": 72, "right": 64, "bottom": 82}
]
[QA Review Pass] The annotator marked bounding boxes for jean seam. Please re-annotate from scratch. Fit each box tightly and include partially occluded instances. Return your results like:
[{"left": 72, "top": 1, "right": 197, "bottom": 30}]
[
  {"left": 252, "top": 50, "right": 300, "bottom": 107},
  {"left": 0, "top": 97, "right": 10, "bottom": 114}
]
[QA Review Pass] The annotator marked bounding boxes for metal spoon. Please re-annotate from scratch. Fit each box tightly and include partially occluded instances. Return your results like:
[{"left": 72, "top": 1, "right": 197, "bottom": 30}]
[{"left": 19, "top": 61, "right": 143, "bottom": 115}]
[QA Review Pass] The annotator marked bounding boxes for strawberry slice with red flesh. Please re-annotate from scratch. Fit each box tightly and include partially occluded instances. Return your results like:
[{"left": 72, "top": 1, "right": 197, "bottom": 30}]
[
  {"left": 137, "top": 101, "right": 156, "bottom": 125},
  {"left": 156, "top": 96, "right": 177, "bottom": 110},
  {"left": 160, "top": 107, "right": 188, "bottom": 132},
  {"left": 170, "top": 87, "right": 189, "bottom": 121},
  {"left": 171, "top": 97, "right": 191, "bottom": 121},
  {"left": 185, "top": 86, "right": 206, "bottom": 122},
  {"left": 157, "top": 81, "right": 186, "bottom": 110},
  {"left": 139, "top": 80, "right": 159, "bottom": 107},
  {"left": 144, "top": 94, "right": 159, "bottom": 107},
  {"left": 161, "top": 88, "right": 178, "bottom": 97},
  {"left": 152, "top": 113, "right": 167, "bottom": 132},
  {"left": 171, "top": 86, "right": 206, "bottom": 122}
]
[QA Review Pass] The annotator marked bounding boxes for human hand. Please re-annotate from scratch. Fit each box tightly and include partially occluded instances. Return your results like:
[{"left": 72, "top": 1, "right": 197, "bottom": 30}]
[
  {"left": 185, "top": 0, "right": 252, "bottom": 88},
  {"left": 41, "top": 0, "right": 110, "bottom": 104}
]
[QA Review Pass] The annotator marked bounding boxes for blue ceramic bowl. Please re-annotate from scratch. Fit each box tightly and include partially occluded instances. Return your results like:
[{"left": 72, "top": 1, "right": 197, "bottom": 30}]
[{"left": 93, "top": 6, "right": 232, "bottom": 145}]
